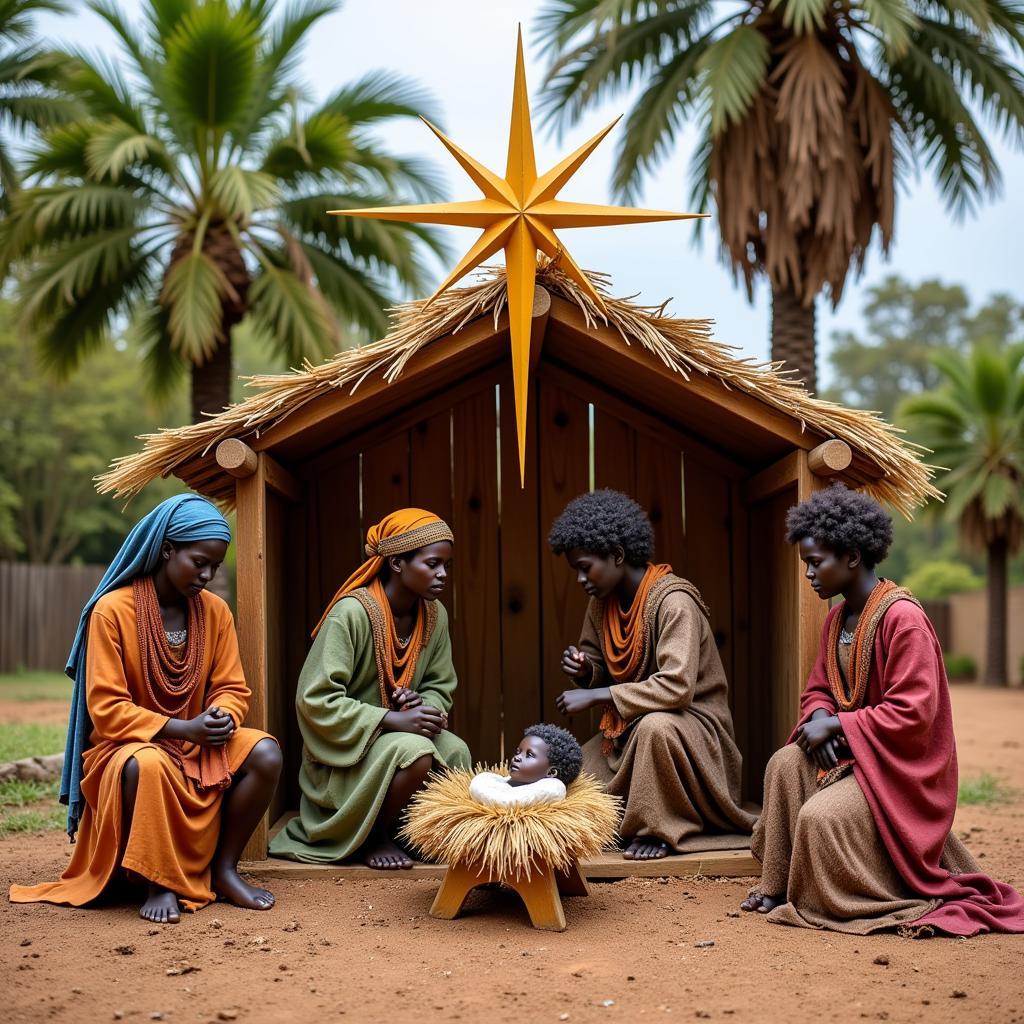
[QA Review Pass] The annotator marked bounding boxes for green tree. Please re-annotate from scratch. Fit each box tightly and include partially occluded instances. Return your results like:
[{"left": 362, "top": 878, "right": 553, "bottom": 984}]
[
  {"left": 901, "top": 344, "right": 1024, "bottom": 685},
  {"left": 0, "top": 299, "right": 180, "bottom": 564},
  {"left": 0, "top": 0, "right": 80, "bottom": 208},
  {"left": 825, "top": 276, "right": 1024, "bottom": 420},
  {"left": 536, "top": 0, "right": 1024, "bottom": 392},
  {"left": 1, "top": 0, "right": 448, "bottom": 422}
]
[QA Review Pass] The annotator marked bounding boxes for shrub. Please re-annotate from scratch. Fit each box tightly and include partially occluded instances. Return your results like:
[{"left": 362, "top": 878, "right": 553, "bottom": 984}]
[
  {"left": 903, "top": 561, "right": 983, "bottom": 600},
  {"left": 944, "top": 653, "right": 977, "bottom": 680}
]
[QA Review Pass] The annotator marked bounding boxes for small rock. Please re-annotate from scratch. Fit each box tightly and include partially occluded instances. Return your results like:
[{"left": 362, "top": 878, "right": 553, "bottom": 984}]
[
  {"left": 19, "top": 939, "right": 31, "bottom": 947},
  {"left": 951, "top": 990, "right": 967, "bottom": 999},
  {"left": 114, "top": 945, "right": 135, "bottom": 956},
  {"left": 113, "top": 1013, "right": 124, "bottom": 1021},
  {"left": 560, "top": 1016, "right": 570, "bottom": 1022},
  {"left": 217, "top": 1012, "right": 238, "bottom": 1022},
  {"left": 726, "top": 911, "right": 740, "bottom": 918},
  {"left": 209, "top": 919, "right": 223, "bottom": 929},
  {"left": 627, "top": 976, "right": 636, "bottom": 981},
  {"left": 696, "top": 1012, "right": 712, "bottom": 1020},
  {"left": 278, "top": 963, "right": 289, "bottom": 972},
  {"left": 147, "top": 929, "right": 160, "bottom": 936},
  {"left": 71, "top": 988, "right": 83, "bottom": 995},
  {"left": 873, "top": 955, "right": 889, "bottom": 966},
  {"left": 166, "top": 963, "right": 199, "bottom": 976},
  {"left": 282, "top": 921, "right": 300, "bottom": 932},
  {"left": 150, "top": 1015, "right": 163, "bottom": 1021},
  {"left": 695, "top": 940, "right": 715, "bottom": 948},
  {"left": 601, "top": 1000, "right": 615, "bottom": 1008}
]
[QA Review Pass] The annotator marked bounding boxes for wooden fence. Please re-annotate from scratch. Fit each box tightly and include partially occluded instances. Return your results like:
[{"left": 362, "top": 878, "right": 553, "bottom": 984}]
[{"left": 0, "top": 562, "right": 105, "bottom": 673}]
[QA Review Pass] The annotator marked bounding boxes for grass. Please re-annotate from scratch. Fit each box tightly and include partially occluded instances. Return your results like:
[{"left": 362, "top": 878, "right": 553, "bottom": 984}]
[
  {"left": 0, "top": 721, "right": 66, "bottom": 763},
  {"left": 0, "top": 669, "right": 72, "bottom": 702},
  {"left": 0, "top": 779, "right": 64, "bottom": 837},
  {"left": 958, "top": 772, "right": 1017, "bottom": 806}
]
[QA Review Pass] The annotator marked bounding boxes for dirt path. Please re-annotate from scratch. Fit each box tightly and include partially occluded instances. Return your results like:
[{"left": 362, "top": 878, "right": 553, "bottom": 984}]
[
  {"left": 0, "top": 699, "right": 69, "bottom": 726},
  {"left": 3, "top": 686, "right": 1022, "bottom": 1024}
]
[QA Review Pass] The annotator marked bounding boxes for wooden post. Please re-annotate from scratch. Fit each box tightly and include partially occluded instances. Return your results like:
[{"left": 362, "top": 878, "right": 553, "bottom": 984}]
[
  {"left": 796, "top": 451, "right": 829, "bottom": 701},
  {"left": 807, "top": 439, "right": 852, "bottom": 477},
  {"left": 235, "top": 454, "right": 270, "bottom": 861}
]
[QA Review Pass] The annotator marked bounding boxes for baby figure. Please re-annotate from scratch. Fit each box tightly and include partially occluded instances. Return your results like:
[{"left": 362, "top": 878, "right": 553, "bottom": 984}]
[{"left": 469, "top": 724, "right": 583, "bottom": 808}]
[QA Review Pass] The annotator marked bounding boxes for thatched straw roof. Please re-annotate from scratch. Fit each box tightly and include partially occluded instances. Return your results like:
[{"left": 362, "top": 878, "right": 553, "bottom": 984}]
[{"left": 98, "top": 258, "right": 940, "bottom": 518}]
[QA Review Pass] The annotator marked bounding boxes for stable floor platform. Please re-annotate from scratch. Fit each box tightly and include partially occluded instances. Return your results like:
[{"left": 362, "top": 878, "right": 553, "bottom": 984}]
[{"left": 242, "top": 814, "right": 759, "bottom": 880}]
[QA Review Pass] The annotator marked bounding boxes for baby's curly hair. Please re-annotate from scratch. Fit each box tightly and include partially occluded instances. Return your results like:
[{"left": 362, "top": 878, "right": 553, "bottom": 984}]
[
  {"left": 547, "top": 489, "right": 654, "bottom": 565},
  {"left": 785, "top": 483, "right": 894, "bottom": 568},
  {"left": 524, "top": 724, "right": 583, "bottom": 785}
]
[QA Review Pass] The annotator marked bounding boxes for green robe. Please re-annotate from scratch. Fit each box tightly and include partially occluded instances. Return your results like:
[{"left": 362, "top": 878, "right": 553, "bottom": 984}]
[{"left": 269, "top": 594, "right": 471, "bottom": 863}]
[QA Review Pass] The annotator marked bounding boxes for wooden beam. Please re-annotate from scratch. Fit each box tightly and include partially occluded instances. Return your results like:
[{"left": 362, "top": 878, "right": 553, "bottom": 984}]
[
  {"left": 808, "top": 439, "right": 852, "bottom": 476},
  {"left": 796, "top": 452, "right": 829, "bottom": 694},
  {"left": 235, "top": 456, "right": 269, "bottom": 860},
  {"left": 217, "top": 438, "right": 258, "bottom": 478},
  {"left": 239, "top": 848, "right": 759, "bottom": 881},
  {"left": 262, "top": 452, "right": 303, "bottom": 504},
  {"left": 742, "top": 451, "right": 801, "bottom": 505}
]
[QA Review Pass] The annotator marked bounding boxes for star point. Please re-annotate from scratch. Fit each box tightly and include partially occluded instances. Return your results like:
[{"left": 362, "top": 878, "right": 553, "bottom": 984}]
[{"left": 329, "top": 30, "right": 705, "bottom": 485}]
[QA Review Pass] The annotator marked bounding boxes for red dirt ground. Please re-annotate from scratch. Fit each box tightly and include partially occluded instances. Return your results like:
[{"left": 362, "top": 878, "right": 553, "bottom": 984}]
[{"left": 3, "top": 685, "right": 1022, "bottom": 1024}]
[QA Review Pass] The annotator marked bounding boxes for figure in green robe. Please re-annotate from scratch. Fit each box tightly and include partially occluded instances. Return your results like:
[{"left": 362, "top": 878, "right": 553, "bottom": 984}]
[{"left": 270, "top": 509, "right": 471, "bottom": 868}]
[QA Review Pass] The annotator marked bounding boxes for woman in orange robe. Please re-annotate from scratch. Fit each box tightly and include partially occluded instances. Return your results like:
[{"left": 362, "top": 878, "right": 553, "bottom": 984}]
[{"left": 10, "top": 494, "right": 282, "bottom": 923}]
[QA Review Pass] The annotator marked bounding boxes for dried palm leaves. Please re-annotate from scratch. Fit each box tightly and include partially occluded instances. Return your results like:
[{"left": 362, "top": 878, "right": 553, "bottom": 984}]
[{"left": 97, "top": 257, "right": 939, "bottom": 518}]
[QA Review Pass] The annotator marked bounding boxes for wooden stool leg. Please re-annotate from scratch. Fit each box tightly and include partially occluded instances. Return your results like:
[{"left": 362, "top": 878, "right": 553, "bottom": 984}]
[
  {"left": 506, "top": 863, "right": 566, "bottom": 932},
  {"left": 430, "top": 861, "right": 492, "bottom": 921},
  {"left": 555, "top": 858, "right": 591, "bottom": 897}
]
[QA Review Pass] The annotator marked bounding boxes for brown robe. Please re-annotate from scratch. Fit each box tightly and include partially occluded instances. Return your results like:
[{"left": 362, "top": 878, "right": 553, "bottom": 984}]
[
  {"left": 577, "top": 574, "right": 755, "bottom": 850},
  {"left": 10, "top": 586, "right": 271, "bottom": 911}
]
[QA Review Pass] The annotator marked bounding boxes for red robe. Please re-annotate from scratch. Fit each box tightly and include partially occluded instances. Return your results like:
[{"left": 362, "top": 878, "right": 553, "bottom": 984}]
[{"left": 794, "top": 599, "right": 1024, "bottom": 936}]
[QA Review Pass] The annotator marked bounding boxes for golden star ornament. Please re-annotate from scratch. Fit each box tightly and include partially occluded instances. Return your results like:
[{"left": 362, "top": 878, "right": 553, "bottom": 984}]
[{"left": 329, "top": 28, "right": 704, "bottom": 485}]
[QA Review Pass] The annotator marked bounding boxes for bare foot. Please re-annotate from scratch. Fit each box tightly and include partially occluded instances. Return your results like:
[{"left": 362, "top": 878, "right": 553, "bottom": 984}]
[
  {"left": 140, "top": 885, "right": 180, "bottom": 924},
  {"left": 740, "top": 892, "right": 784, "bottom": 913},
  {"left": 623, "top": 837, "right": 671, "bottom": 860},
  {"left": 362, "top": 838, "right": 413, "bottom": 870},
  {"left": 212, "top": 865, "right": 275, "bottom": 910}
]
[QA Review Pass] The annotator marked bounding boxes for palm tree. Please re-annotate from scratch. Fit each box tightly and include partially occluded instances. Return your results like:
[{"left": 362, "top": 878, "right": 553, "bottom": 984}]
[
  {"left": 901, "top": 344, "right": 1024, "bottom": 686},
  {"left": 0, "top": 0, "right": 448, "bottom": 421},
  {"left": 0, "top": 0, "right": 81, "bottom": 207},
  {"left": 536, "top": 0, "right": 1024, "bottom": 393}
]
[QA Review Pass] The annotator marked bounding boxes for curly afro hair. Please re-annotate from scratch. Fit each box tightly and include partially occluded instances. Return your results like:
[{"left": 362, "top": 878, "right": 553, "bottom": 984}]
[
  {"left": 785, "top": 483, "right": 894, "bottom": 568},
  {"left": 524, "top": 724, "right": 584, "bottom": 785},
  {"left": 547, "top": 489, "right": 654, "bottom": 565}
]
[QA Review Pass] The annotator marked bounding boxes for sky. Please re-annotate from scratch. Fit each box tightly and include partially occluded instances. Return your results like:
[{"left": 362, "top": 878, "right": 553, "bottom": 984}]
[{"left": 36, "top": 0, "right": 1024, "bottom": 387}]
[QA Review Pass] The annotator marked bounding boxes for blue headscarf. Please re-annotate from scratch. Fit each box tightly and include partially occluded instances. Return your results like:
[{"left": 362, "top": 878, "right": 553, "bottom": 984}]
[{"left": 61, "top": 493, "right": 232, "bottom": 838}]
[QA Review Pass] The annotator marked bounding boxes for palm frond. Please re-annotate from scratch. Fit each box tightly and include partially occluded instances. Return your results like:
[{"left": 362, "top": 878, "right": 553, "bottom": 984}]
[
  {"left": 860, "top": 0, "right": 918, "bottom": 56},
  {"left": 163, "top": 0, "right": 259, "bottom": 131},
  {"left": 698, "top": 25, "right": 770, "bottom": 136},
  {"left": 208, "top": 164, "right": 278, "bottom": 218},
  {"left": 161, "top": 249, "right": 235, "bottom": 362},
  {"left": 769, "top": 0, "right": 828, "bottom": 33},
  {"left": 317, "top": 69, "right": 442, "bottom": 128},
  {"left": 247, "top": 255, "right": 339, "bottom": 360}
]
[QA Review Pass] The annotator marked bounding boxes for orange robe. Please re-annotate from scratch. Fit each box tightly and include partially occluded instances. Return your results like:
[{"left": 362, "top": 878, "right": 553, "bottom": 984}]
[{"left": 9, "top": 585, "right": 270, "bottom": 911}]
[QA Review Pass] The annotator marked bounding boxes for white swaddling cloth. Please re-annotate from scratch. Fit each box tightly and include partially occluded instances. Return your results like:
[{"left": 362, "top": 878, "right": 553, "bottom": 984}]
[{"left": 468, "top": 771, "right": 567, "bottom": 808}]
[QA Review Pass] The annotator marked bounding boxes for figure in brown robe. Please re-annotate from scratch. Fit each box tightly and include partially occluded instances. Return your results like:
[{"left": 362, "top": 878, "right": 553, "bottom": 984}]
[{"left": 549, "top": 489, "right": 755, "bottom": 860}]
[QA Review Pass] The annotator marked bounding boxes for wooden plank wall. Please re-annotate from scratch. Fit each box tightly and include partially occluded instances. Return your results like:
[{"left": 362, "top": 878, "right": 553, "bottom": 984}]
[
  {"left": 0, "top": 561, "right": 103, "bottom": 672},
  {"left": 283, "top": 364, "right": 740, "bottom": 779}
]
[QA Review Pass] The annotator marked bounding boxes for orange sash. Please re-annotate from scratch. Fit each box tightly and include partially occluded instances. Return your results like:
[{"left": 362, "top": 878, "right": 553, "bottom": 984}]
[{"left": 598, "top": 563, "right": 672, "bottom": 751}]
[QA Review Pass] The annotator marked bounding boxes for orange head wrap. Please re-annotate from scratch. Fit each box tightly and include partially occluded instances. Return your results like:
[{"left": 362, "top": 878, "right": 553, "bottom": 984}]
[{"left": 312, "top": 508, "right": 454, "bottom": 638}]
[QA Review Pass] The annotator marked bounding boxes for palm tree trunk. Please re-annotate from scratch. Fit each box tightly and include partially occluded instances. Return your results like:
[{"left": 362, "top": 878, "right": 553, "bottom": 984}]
[
  {"left": 190, "top": 223, "right": 251, "bottom": 423},
  {"left": 771, "top": 283, "right": 817, "bottom": 394},
  {"left": 983, "top": 535, "right": 1008, "bottom": 686},
  {"left": 191, "top": 339, "right": 233, "bottom": 422}
]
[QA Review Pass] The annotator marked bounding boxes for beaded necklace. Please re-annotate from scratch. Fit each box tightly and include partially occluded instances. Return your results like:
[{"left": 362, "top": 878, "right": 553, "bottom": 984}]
[{"left": 132, "top": 575, "right": 207, "bottom": 716}]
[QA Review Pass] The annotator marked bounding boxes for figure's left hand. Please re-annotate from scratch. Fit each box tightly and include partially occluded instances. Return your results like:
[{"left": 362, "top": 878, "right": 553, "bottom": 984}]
[
  {"left": 794, "top": 714, "right": 841, "bottom": 756},
  {"left": 391, "top": 687, "right": 423, "bottom": 710}
]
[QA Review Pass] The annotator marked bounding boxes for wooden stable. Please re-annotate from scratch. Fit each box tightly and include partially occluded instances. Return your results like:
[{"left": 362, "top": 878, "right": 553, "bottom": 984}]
[{"left": 110, "top": 284, "right": 922, "bottom": 864}]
